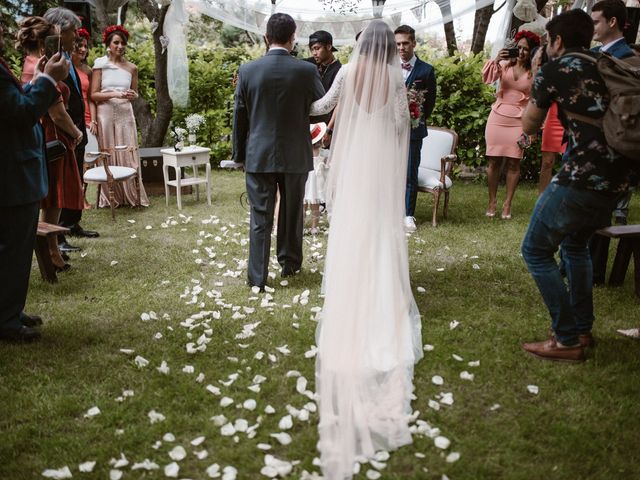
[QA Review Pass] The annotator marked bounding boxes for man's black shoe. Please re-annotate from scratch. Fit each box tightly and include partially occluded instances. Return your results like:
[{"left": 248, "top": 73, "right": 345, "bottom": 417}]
[
  {"left": 69, "top": 226, "right": 100, "bottom": 238},
  {"left": 281, "top": 266, "right": 300, "bottom": 277},
  {"left": 58, "top": 241, "right": 82, "bottom": 253},
  {"left": 21, "top": 314, "right": 43, "bottom": 327},
  {"left": 0, "top": 325, "right": 41, "bottom": 343}
]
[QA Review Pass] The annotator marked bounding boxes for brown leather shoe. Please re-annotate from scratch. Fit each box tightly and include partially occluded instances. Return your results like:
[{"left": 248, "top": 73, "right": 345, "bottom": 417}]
[
  {"left": 522, "top": 338, "right": 585, "bottom": 363},
  {"left": 579, "top": 332, "right": 595, "bottom": 348}
]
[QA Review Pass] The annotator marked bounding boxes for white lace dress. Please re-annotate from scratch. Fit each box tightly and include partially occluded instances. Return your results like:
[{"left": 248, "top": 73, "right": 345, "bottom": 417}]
[{"left": 310, "top": 64, "right": 423, "bottom": 479}]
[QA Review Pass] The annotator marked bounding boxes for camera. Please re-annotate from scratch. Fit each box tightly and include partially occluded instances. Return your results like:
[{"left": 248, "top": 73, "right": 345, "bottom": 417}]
[
  {"left": 44, "top": 35, "right": 61, "bottom": 59},
  {"left": 507, "top": 48, "right": 519, "bottom": 58}
]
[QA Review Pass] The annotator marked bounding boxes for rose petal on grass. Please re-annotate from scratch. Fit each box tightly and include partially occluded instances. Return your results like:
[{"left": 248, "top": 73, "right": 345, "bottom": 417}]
[
  {"left": 527, "top": 385, "right": 539, "bottom": 395},
  {"left": 169, "top": 445, "right": 187, "bottom": 461},
  {"left": 270, "top": 432, "right": 292, "bottom": 445},
  {"left": 84, "top": 406, "right": 101, "bottom": 418},
  {"left": 460, "top": 371, "right": 474, "bottom": 381},
  {"left": 206, "top": 463, "right": 221, "bottom": 478},
  {"left": 79, "top": 461, "right": 96, "bottom": 472},
  {"left": 42, "top": 467, "right": 73, "bottom": 479},
  {"left": 134, "top": 355, "right": 149, "bottom": 368},
  {"left": 434, "top": 436, "right": 451, "bottom": 449},
  {"left": 164, "top": 462, "right": 179, "bottom": 477},
  {"left": 220, "top": 397, "right": 234, "bottom": 407},
  {"left": 452, "top": 354, "right": 463, "bottom": 361},
  {"left": 109, "top": 470, "right": 123, "bottom": 480},
  {"left": 449, "top": 320, "right": 460, "bottom": 330},
  {"left": 278, "top": 415, "right": 293, "bottom": 430},
  {"left": 148, "top": 410, "right": 166, "bottom": 423},
  {"left": 222, "top": 466, "right": 238, "bottom": 480},
  {"left": 431, "top": 375, "right": 444, "bottom": 386},
  {"left": 446, "top": 452, "right": 461, "bottom": 463}
]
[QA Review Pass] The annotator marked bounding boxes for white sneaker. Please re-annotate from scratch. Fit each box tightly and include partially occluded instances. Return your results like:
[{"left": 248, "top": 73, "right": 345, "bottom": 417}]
[{"left": 404, "top": 216, "right": 417, "bottom": 232}]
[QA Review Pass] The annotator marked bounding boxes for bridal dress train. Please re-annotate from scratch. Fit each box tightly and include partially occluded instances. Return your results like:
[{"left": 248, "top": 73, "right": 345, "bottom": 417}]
[{"left": 309, "top": 21, "right": 423, "bottom": 479}]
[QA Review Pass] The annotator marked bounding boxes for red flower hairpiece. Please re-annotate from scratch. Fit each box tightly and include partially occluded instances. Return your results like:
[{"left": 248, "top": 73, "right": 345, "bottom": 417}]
[
  {"left": 514, "top": 30, "right": 541, "bottom": 47},
  {"left": 77, "top": 28, "right": 90, "bottom": 40},
  {"left": 102, "top": 25, "right": 129, "bottom": 44}
]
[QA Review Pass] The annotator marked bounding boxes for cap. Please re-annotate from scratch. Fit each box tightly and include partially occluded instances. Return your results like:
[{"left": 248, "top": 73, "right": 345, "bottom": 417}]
[{"left": 309, "top": 30, "right": 338, "bottom": 52}]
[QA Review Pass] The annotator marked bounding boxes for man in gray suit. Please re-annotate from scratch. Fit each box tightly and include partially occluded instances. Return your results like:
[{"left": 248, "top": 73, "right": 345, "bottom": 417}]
[{"left": 233, "top": 13, "right": 325, "bottom": 290}]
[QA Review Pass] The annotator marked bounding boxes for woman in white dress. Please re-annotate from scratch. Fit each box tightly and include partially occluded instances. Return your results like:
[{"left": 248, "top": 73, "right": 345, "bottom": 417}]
[
  {"left": 310, "top": 20, "right": 423, "bottom": 479},
  {"left": 90, "top": 25, "right": 149, "bottom": 208}
]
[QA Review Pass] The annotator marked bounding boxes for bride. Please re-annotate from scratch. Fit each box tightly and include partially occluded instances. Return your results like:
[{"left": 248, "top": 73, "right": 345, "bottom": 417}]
[{"left": 310, "top": 20, "right": 423, "bottom": 479}]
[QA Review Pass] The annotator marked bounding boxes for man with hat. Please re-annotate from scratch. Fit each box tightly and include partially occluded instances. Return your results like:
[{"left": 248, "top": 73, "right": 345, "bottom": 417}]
[{"left": 307, "top": 30, "right": 342, "bottom": 132}]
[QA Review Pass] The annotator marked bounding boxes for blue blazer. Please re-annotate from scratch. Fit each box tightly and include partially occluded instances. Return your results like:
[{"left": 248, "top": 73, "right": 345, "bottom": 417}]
[
  {"left": 405, "top": 56, "right": 437, "bottom": 141},
  {"left": 593, "top": 38, "right": 635, "bottom": 59},
  {"left": 0, "top": 64, "right": 58, "bottom": 206}
]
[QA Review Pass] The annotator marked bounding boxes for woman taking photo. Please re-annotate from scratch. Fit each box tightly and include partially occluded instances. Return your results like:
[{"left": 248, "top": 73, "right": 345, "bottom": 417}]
[
  {"left": 482, "top": 30, "right": 540, "bottom": 219},
  {"left": 90, "top": 25, "right": 148, "bottom": 208},
  {"left": 72, "top": 28, "right": 97, "bottom": 145},
  {"left": 17, "top": 16, "right": 84, "bottom": 271}
]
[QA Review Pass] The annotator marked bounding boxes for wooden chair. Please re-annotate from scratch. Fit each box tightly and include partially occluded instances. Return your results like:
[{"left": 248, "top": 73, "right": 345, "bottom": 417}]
[
  {"left": 594, "top": 224, "right": 640, "bottom": 298},
  {"left": 84, "top": 147, "right": 142, "bottom": 220},
  {"left": 417, "top": 126, "right": 459, "bottom": 227},
  {"left": 35, "top": 222, "right": 70, "bottom": 283}
]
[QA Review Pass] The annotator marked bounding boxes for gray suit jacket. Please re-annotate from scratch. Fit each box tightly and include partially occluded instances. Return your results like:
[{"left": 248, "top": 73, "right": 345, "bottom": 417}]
[{"left": 233, "top": 49, "right": 325, "bottom": 174}]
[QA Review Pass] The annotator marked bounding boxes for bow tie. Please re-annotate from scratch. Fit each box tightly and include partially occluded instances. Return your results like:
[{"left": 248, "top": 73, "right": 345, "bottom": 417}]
[{"left": 401, "top": 62, "right": 412, "bottom": 71}]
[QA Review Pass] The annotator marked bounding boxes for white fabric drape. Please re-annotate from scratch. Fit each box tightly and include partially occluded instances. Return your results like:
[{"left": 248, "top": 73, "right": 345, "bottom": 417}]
[{"left": 165, "top": 0, "right": 190, "bottom": 107}]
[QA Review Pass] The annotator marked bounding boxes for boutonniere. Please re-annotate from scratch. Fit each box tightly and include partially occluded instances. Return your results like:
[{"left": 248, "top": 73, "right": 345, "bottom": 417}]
[{"left": 407, "top": 85, "right": 426, "bottom": 128}]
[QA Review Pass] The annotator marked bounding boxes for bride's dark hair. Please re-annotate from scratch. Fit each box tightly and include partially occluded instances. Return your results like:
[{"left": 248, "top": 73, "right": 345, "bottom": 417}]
[{"left": 358, "top": 20, "right": 396, "bottom": 64}]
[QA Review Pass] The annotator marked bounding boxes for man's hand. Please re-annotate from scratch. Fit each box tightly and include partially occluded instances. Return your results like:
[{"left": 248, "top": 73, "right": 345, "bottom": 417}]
[{"left": 42, "top": 53, "right": 70, "bottom": 82}]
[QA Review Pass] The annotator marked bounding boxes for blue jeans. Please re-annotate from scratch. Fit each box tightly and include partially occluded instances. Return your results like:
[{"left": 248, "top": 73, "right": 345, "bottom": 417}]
[{"left": 521, "top": 183, "right": 618, "bottom": 345}]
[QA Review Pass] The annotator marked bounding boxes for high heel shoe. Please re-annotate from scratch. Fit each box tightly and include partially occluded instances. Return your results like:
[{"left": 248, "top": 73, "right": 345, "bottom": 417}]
[
  {"left": 501, "top": 206, "right": 512, "bottom": 220},
  {"left": 485, "top": 211, "right": 496, "bottom": 218}
]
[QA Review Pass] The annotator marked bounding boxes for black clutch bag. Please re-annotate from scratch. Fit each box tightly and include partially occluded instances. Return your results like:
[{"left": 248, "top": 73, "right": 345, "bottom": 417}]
[{"left": 45, "top": 139, "right": 67, "bottom": 163}]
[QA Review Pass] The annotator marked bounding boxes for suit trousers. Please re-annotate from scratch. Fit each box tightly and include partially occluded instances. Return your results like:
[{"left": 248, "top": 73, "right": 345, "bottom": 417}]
[
  {"left": 405, "top": 139, "right": 423, "bottom": 217},
  {"left": 246, "top": 172, "right": 307, "bottom": 287},
  {"left": 0, "top": 201, "right": 39, "bottom": 332},
  {"left": 59, "top": 143, "right": 85, "bottom": 229}
]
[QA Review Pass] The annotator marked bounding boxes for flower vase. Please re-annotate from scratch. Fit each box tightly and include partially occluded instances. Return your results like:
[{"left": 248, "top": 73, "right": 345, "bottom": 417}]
[{"left": 188, "top": 133, "right": 197, "bottom": 147}]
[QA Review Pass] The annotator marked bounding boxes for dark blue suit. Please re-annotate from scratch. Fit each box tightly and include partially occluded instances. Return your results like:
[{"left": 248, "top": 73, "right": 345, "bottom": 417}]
[
  {"left": 0, "top": 62, "right": 57, "bottom": 334},
  {"left": 404, "top": 56, "right": 436, "bottom": 217}
]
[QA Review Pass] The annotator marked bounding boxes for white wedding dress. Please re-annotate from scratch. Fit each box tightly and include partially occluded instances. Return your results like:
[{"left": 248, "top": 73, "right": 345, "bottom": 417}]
[{"left": 310, "top": 21, "right": 423, "bottom": 480}]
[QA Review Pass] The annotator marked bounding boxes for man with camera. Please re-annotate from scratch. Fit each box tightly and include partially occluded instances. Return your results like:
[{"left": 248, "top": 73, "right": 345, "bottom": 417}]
[
  {"left": 0, "top": 20, "right": 70, "bottom": 342},
  {"left": 520, "top": 9, "right": 639, "bottom": 362}
]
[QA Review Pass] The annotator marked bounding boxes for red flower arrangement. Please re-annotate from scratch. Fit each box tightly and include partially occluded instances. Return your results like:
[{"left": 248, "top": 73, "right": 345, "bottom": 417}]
[
  {"left": 76, "top": 28, "right": 90, "bottom": 40},
  {"left": 407, "top": 86, "right": 426, "bottom": 129},
  {"left": 102, "top": 25, "right": 129, "bottom": 44},
  {"left": 514, "top": 30, "right": 541, "bottom": 47}
]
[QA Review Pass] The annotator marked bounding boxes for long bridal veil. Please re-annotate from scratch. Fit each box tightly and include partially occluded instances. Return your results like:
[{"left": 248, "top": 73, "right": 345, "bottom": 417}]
[{"left": 315, "top": 20, "right": 423, "bottom": 479}]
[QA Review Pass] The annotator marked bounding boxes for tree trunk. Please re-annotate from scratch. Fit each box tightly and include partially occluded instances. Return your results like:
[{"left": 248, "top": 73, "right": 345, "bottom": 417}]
[
  {"left": 135, "top": 0, "right": 173, "bottom": 147},
  {"left": 437, "top": 0, "right": 458, "bottom": 55},
  {"left": 471, "top": 3, "right": 495, "bottom": 54}
]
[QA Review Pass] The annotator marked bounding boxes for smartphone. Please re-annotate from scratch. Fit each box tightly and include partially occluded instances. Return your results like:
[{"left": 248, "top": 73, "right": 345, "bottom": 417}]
[
  {"left": 44, "top": 35, "right": 61, "bottom": 59},
  {"left": 507, "top": 48, "right": 519, "bottom": 58}
]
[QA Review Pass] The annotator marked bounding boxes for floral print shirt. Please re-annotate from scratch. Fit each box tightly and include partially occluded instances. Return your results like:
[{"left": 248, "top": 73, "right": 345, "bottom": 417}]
[{"left": 531, "top": 49, "right": 638, "bottom": 193}]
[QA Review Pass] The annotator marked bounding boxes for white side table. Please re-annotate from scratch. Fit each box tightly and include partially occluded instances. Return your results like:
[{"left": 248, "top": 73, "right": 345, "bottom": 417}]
[{"left": 161, "top": 146, "right": 212, "bottom": 210}]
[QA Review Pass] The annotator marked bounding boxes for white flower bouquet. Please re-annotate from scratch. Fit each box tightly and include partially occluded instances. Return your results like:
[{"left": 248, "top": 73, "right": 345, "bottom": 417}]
[{"left": 185, "top": 113, "right": 206, "bottom": 133}]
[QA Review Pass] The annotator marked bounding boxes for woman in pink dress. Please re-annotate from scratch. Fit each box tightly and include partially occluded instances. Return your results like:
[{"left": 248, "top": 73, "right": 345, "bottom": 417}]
[
  {"left": 482, "top": 30, "right": 540, "bottom": 219},
  {"left": 90, "top": 25, "right": 149, "bottom": 208}
]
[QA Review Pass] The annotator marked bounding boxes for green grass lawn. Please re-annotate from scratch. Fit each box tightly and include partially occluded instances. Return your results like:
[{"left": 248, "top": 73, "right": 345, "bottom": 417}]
[{"left": 1, "top": 172, "right": 639, "bottom": 480}]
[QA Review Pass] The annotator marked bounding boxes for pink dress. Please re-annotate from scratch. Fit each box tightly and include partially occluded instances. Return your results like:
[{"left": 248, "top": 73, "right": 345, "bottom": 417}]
[{"left": 482, "top": 60, "right": 533, "bottom": 159}]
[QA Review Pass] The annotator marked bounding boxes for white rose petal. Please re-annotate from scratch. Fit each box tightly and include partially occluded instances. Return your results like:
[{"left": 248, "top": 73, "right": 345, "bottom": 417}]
[
  {"left": 132, "top": 459, "right": 160, "bottom": 470},
  {"left": 148, "top": 409, "right": 166, "bottom": 423},
  {"left": 220, "top": 397, "right": 234, "bottom": 407},
  {"left": 84, "top": 406, "right": 101, "bottom": 418},
  {"left": 220, "top": 423, "right": 236, "bottom": 436},
  {"left": 42, "top": 467, "right": 73, "bottom": 479},
  {"left": 431, "top": 375, "right": 444, "bottom": 385},
  {"left": 366, "top": 470, "right": 382, "bottom": 479},
  {"left": 206, "top": 385, "right": 221, "bottom": 396},
  {"left": 434, "top": 436, "right": 451, "bottom": 449},
  {"left": 446, "top": 452, "right": 461, "bottom": 463},
  {"left": 78, "top": 461, "right": 96, "bottom": 473},
  {"left": 206, "top": 463, "right": 221, "bottom": 478},
  {"left": 264, "top": 405, "right": 276, "bottom": 414},
  {"left": 243, "top": 399, "right": 257, "bottom": 411},
  {"left": 164, "top": 462, "right": 180, "bottom": 477},
  {"left": 449, "top": 320, "right": 460, "bottom": 330},
  {"left": 460, "top": 371, "right": 474, "bottom": 381},
  {"left": 270, "top": 432, "right": 292, "bottom": 445},
  {"left": 423, "top": 344, "right": 434, "bottom": 351},
  {"left": 527, "top": 385, "right": 539, "bottom": 395},
  {"left": 416, "top": 286, "right": 426, "bottom": 293},
  {"left": 134, "top": 355, "right": 149, "bottom": 368},
  {"left": 191, "top": 436, "right": 206, "bottom": 446},
  {"left": 109, "top": 470, "right": 123, "bottom": 480},
  {"left": 163, "top": 433, "right": 176, "bottom": 442},
  {"left": 278, "top": 415, "right": 293, "bottom": 430},
  {"left": 222, "top": 466, "right": 238, "bottom": 480},
  {"left": 452, "top": 354, "right": 463, "bottom": 361},
  {"left": 169, "top": 445, "right": 187, "bottom": 461}
]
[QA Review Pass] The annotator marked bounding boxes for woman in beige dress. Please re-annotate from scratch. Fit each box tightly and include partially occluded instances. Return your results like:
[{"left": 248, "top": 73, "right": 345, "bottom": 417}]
[{"left": 90, "top": 25, "right": 148, "bottom": 208}]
